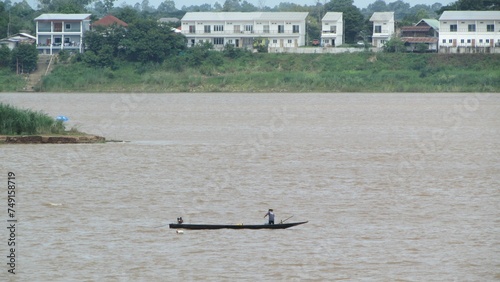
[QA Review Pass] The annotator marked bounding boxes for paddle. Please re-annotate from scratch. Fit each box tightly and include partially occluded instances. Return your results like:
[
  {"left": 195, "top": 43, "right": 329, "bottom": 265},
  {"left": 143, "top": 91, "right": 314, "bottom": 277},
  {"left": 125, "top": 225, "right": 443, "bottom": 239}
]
[
  {"left": 281, "top": 215, "right": 294, "bottom": 224},
  {"left": 153, "top": 224, "right": 168, "bottom": 228}
]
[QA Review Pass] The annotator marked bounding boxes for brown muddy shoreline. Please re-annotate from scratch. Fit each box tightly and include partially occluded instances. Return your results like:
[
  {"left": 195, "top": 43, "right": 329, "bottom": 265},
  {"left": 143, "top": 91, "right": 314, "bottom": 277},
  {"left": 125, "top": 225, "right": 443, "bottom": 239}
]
[{"left": 0, "top": 135, "right": 105, "bottom": 144}]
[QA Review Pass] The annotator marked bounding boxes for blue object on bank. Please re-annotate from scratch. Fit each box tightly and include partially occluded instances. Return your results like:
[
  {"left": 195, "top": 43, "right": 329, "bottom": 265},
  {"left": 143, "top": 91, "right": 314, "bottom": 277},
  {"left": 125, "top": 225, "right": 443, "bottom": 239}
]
[{"left": 56, "top": 115, "right": 69, "bottom": 122}]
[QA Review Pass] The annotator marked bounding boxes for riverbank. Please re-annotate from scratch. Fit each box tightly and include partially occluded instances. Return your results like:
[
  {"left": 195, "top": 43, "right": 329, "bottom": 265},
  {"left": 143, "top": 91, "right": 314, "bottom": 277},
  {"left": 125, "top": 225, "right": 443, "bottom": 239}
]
[
  {"left": 36, "top": 53, "right": 500, "bottom": 93},
  {"left": 0, "top": 134, "right": 105, "bottom": 144}
]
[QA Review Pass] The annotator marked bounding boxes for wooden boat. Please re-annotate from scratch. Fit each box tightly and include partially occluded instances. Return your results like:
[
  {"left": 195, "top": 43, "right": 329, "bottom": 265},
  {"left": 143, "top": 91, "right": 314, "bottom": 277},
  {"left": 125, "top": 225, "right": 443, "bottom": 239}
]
[{"left": 169, "top": 221, "right": 308, "bottom": 230}]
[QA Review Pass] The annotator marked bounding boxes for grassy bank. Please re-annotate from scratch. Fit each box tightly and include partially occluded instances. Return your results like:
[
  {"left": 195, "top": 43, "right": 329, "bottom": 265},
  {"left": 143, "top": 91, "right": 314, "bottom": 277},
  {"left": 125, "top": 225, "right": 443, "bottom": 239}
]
[
  {"left": 0, "top": 69, "right": 26, "bottom": 92},
  {"left": 0, "top": 102, "right": 67, "bottom": 135},
  {"left": 33, "top": 53, "right": 500, "bottom": 92}
]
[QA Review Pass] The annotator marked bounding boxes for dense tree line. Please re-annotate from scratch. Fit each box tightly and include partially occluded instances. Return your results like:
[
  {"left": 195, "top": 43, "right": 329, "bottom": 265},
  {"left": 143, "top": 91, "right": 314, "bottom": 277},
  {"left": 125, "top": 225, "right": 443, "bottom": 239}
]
[{"left": 81, "top": 18, "right": 186, "bottom": 68}]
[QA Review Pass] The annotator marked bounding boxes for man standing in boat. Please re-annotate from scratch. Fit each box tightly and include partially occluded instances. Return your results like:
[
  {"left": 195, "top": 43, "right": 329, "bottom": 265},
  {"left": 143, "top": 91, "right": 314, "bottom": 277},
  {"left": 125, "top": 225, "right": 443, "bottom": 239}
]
[{"left": 264, "top": 209, "right": 275, "bottom": 224}]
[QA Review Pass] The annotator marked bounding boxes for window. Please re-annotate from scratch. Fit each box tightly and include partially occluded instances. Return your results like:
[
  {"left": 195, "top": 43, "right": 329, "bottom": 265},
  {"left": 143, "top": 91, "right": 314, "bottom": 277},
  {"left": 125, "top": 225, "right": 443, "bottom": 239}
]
[
  {"left": 263, "top": 25, "right": 269, "bottom": 33},
  {"left": 467, "top": 39, "right": 471, "bottom": 43},
  {"left": 204, "top": 25, "right": 211, "bottom": 33},
  {"left": 213, "top": 38, "right": 224, "bottom": 45},
  {"left": 460, "top": 39, "right": 465, "bottom": 43},
  {"left": 278, "top": 25, "right": 284, "bottom": 33},
  {"left": 293, "top": 25, "right": 299, "bottom": 33},
  {"left": 468, "top": 24, "right": 476, "bottom": 32},
  {"left": 65, "top": 24, "right": 71, "bottom": 30},
  {"left": 288, "top": 39, "right": 292, "bottom": 43},
  {"left": 449, "top": 39, "right": 452, "bottom": 43},
  {"left": 450, "top": 24, "right": 457, "bottom": 32},
  {"left": 487, "top": 24, "right": 494, "bottom": 32},
  {"left": 189, "top": 25, "right": 196, "bottom": 33},
  {"left": 374, "top": 25, "right": 381, "bottom": 33},
  {"left": 245, "top": 25, "right": 253, "bottom": 33},
  {"left": 214, "top": 25, "right": 224, "bottom": 32},
  {"left": 479, "top": 39, "right": 483, "bottom": 43},
  {"left": 330, "top": 26, "right": 337, "bottom": 33},
  {"left": 273, "top": 39, "right": 277, "bottom": 43},
  {"left": 442, "top": 39, "right": 446, "bottom": 43},
  {"left": 486, "top": 39, "right": 490, "bottom": 43},
  {"left": 234, "top": 25, "right": 240, "bottom": 33}
]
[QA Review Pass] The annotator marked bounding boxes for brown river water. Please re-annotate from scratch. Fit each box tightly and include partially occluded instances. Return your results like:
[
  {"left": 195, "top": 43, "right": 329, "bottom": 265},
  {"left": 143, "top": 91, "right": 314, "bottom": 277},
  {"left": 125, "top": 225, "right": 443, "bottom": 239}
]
[{"left": 0, "top": 93, "right": 499, "bottom": 281}]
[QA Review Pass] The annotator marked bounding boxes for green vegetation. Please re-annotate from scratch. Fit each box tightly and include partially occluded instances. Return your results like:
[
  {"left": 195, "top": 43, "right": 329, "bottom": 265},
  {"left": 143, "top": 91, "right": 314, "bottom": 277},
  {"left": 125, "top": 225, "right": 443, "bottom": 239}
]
[
  {"left": 0, "top": 103, "right": 67, "bottom": 135},
  {"left": 0, "top": 69, "right": 25, "bottom": 92},
  {"left": 38, "top": 52, "right": 500, "bottom": 93}
]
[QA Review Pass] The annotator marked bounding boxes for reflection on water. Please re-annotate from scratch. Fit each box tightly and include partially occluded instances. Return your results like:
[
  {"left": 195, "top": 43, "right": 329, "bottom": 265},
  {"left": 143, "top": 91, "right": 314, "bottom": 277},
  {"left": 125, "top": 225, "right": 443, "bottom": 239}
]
[{"left": 1, "top": 93, "right": 499, "bottom": 281}]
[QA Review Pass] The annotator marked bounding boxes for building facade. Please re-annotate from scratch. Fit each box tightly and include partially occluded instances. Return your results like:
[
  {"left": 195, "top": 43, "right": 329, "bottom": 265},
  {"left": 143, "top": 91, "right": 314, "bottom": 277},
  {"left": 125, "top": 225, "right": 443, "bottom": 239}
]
[
  {"left": 180, "top": 12, "right": 308, "bottom": 49},
  {"left": 400, "top": 19, "right": 439, "bottom": 52},
  {"left": 34, "top": 13, "right": 91, "bottom": 54},
  {"left": 0, "top": 33, "right": 36, "bottom": 50},
  {"left": 370, "top": 12, "right": 395, "bottom": 48},
  {"left": 321, "top": 12, "right": 343, "bottom": 47},
  {"left": 439, "top": 11, "right": 500, "bottom": 53}
]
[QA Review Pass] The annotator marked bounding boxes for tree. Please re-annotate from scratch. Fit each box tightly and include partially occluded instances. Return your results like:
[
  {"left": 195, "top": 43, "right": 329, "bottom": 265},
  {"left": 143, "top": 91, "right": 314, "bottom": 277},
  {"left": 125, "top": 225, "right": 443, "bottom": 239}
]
[
  {"left": 222, "top": 0, "right": 241, "bottom": 11},
  {"left": 11, "top": 43, "right": 38, "bottom": 73},
  {"left": 325, "top": 0, "right": 364, "bottom": 44},
  {"left": 103, "top": 0, "right": 116, "bottom": 13},
  {"left": 141, "top": 0, "right": 154, "bottom": 12},
  {"left": 115, "top": 6, "right": 141, "bottom": 24},
  {"left": 0, "top": 45, "right": 11, "bottom": 67},
  {"left": 121, "top": 19, "right": 186, "bottom": 63},
  {"left": 387, "top": 0, "right": 411, "bottom": 20},
  {"left": 0, "top": 2, "right": 9, "bottom": 38},
  {"left": 241, "top": 1, "right": 257, "bottom": 12},
  {"left": 439, "top": 0, "right": 500, "bottom": 13},
  {"left": 157, "top": 0, "right": 177, "bottom": 13},
  {"left": 383, "top": 36, "right": 405, "bottom": 52},
  {"left": 363, "top": 0, "right": 388, "bottom": 17},
  {"left": 37, "top": 0, "right": 95, "bottom": 13}
]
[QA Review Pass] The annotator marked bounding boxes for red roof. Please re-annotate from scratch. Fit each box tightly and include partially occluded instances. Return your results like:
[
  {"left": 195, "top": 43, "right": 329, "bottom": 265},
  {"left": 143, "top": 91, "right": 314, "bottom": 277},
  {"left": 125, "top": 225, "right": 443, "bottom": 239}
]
[
  {"left": 92, "top": 15, "right": 128, "bottom": 27},
  {"left": 401, "top": 37, "right": 438, "bottom": 43}
]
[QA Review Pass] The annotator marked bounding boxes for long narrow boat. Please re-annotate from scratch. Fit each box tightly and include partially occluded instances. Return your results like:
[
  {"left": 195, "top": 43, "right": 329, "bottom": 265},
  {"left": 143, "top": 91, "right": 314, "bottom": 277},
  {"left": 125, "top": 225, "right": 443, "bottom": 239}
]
[{"left": 169, "top": 221, "right": 308, "bottom": 230}]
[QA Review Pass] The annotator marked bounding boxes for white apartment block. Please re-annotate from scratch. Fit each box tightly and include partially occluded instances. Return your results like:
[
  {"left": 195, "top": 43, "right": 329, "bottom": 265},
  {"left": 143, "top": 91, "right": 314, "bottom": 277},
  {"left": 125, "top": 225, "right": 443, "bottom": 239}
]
[
  {"left": 439, "top": 11, "right": 500, "bottom": 52},
  {"left": 34, "top": 13, "right": 91, "bottom": 54},
  {"left": 321, "top": 12, "right": 343, "bottom": 47},
  {"left": 370, "top": 12, "right": 395, "bottom": 48},
  {"left": 180, "top": 12, "right": 308, "bottom": 49}
]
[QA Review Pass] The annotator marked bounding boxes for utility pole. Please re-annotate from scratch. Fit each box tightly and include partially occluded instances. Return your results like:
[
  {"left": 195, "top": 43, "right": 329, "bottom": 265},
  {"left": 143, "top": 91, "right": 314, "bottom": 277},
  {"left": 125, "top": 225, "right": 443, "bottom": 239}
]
[{"left": 8, "top": 10, "right": 11, "bottom": 37}]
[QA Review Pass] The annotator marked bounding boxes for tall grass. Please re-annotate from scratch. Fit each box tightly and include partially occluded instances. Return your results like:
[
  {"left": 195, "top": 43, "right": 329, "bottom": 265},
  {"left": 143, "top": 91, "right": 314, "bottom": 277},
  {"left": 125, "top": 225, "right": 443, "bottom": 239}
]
[
  {"left": 37, "top": 53, "right": 500, "bottom": 93},
  {"left": 0, "top": 69, "right": 26, "bottom": 92},
  {"left": 0, "top": 103, "right": 65, "bottom": 135}
]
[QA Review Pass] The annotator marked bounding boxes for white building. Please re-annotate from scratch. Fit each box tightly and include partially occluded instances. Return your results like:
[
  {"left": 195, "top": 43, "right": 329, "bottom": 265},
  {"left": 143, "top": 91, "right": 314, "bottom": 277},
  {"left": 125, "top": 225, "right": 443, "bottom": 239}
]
[
  {"left": 439, "top": 11, "right": 500, "bottom": 53},
  {"left": 321, "top": 12, "right": 343, "bottom": 47},
  {"left": 370, "top": 12, "right": 395, "bottom": 48},
  {"left": 34, "top": 13, "right": 91, "bottom": 54},
  {"left": 180, "top": 12, "right": 308, "bottom": 49},
  {"left": 0, "top": 33, "right": 36, "bottom": 50}
]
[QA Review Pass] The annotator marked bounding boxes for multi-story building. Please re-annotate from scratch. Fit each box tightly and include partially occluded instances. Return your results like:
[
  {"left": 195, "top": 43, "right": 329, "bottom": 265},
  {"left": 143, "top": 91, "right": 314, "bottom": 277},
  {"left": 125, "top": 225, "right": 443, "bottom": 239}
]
[
  {"left": 370, "top": 12, "right": 395, "bottom": 48},
  {"left": 34, "top": 13, "right": 91, "bottom": 54},
  {"left": 321, "top": 12, "right": 343, "bottom": 47},
  {"left": 439, "top": 11, "right": 500, "bottom": 53},
  {"left": 180, "top": 12, "right": 308, "bottom": 49},
  {"left": 400, "top": 19, "right": 439, "bottom": 52}
]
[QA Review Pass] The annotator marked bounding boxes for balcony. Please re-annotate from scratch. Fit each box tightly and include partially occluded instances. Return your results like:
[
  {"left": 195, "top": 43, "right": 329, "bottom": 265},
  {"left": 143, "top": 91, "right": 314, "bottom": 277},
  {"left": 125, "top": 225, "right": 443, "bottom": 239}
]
[{"left": 182, "top": 30, "right": 300, "bottom": 35}]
